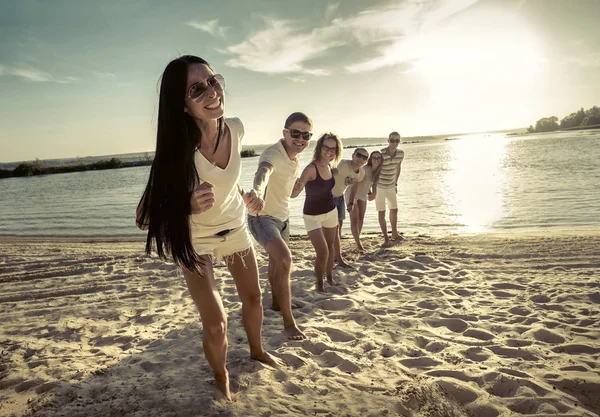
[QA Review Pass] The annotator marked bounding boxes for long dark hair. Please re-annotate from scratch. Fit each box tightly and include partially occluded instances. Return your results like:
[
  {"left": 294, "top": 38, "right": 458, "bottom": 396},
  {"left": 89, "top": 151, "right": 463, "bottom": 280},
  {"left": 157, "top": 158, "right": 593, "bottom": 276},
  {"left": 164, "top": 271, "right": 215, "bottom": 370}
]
[
  {"left": 137, "top": 55, "right": 217, "bottom": 274},
  {"left": 367, "top": 150, "right": 383, "bottom": 184}
]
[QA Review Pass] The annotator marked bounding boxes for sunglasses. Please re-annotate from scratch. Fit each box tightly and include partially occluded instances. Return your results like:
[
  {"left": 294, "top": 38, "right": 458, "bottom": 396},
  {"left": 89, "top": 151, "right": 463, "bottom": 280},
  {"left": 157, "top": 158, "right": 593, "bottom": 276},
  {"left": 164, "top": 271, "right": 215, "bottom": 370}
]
[
  {"left": 187, "top": 74, "right": 225, "bottom": 103},
  {"left": 284, "top": 129, "right": 312, "bottom": 140},
  {"left": 355, "top": 153, "right": 368, "bottom": 160},
  {"left": 389, "top": 138, "right": 401, "bottom": 143},
  {"left": 322, "top": 144, "right": 337, "bottom": 153},
  {"left": 372, "top": 156, "right": 382, "bottom": 160}
]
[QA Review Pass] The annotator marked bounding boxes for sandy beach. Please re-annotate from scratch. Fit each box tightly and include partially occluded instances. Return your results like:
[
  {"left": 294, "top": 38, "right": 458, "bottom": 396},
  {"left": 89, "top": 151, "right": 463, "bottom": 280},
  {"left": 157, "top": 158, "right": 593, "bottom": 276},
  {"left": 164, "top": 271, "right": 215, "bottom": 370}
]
[{"left": 1, "top": 232, "right": 599, "bottom": 417}]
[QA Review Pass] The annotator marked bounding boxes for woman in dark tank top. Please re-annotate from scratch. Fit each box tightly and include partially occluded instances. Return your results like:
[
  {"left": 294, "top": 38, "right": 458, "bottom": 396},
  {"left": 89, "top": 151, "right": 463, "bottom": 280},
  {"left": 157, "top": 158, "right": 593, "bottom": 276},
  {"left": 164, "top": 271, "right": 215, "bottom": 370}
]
[{"left": 291, "top": 133, "right": 343, "bottom": 292}]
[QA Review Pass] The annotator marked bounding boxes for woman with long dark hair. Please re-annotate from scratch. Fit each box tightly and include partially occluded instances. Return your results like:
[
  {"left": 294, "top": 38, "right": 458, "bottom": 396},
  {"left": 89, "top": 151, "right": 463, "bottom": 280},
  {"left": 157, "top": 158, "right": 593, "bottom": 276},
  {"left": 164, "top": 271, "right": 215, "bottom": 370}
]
[
  {"left": 291, "top": 133, "right": 343, "bottom": 292},
  {"left": 347, "top": 150, "right": 383, "bottom": 251},
  {"left": 136, "top": 55, "right": 278, "bottom": 400}
]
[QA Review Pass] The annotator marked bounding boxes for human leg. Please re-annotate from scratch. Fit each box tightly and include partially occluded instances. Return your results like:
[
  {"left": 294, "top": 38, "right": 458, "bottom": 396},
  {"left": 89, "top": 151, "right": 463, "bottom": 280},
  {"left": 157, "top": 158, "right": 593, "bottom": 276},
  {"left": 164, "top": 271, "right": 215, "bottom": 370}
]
[
  {"left": 265, "top": 238, "right": 306, "bottom": 340},
  {"left": 307, "top": 227, "right": 329, "bottom": 292},
  {"left": 183, "top": 260, "right": 231, "bottom": 399},
  {"left": 323, "top": 225, "right": 338, "bottom": 285}
]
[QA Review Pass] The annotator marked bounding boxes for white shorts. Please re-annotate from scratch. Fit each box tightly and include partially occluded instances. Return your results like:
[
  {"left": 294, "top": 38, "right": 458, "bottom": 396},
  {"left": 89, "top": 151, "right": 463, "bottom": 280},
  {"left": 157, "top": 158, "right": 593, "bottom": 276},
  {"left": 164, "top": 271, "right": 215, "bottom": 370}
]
[
  {"left": 191, "top": 226, "right": 253, "bottom": 263},
  {"left": 303, "top": 208, "right": 338, "bottom": 232},
  {"left": 375, "top": 187, "right": 398, "bottom": 211}
]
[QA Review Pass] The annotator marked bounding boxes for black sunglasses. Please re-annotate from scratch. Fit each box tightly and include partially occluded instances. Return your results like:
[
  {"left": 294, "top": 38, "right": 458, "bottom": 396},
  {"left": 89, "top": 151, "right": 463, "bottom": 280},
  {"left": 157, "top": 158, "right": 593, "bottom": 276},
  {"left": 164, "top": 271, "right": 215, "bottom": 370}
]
[
  {"left": 355, "top": 153, "right": 368, "bottom": 160},
  {"left": 389, "top": 138, "right": 401, "bottom": 143},
  {"left": 187, "top": 74, "right": 225, "bottom": 103},
  {"left": 284, "top": 129, "right": 312, "bottom": 140}
]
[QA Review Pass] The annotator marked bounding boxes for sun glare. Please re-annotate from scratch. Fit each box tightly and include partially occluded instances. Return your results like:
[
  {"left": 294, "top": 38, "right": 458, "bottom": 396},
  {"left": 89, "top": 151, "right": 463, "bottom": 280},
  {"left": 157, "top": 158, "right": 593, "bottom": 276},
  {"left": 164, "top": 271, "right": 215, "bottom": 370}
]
[{"left": 401, "top": 8, "right": 546, "bottom": 132}]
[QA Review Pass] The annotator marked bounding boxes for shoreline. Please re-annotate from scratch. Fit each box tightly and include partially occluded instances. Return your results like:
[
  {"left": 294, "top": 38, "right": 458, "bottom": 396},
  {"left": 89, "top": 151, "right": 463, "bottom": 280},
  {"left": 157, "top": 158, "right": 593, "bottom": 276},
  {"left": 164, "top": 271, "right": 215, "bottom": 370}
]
[{"left": 1, "top": 228, "right": 599, "bottom": 242}]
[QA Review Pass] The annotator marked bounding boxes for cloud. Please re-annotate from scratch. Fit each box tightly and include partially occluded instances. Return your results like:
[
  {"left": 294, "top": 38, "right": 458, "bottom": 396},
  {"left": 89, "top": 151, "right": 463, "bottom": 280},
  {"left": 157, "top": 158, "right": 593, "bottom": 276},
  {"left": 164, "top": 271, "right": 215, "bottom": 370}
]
[
  {"left": 223, "top": 0, "right": 479, "bottom": 76},
  {"left": 325, "top": 3, "right": 340, "bottom": 22},
  {"left": 224, "top": 18, "right": 343, "bottom": 75},
  {"left": 187, "top": 19, "right": 228, "bottom": 38},
  {"left": 285, "top": 76, "right": 307, "bottom": 83},
  {"left": 91, "top": 71, "right": 116, "bottom": 79},
  {"left": 0, "top": 64, "right": 77, "bottom": 83}
]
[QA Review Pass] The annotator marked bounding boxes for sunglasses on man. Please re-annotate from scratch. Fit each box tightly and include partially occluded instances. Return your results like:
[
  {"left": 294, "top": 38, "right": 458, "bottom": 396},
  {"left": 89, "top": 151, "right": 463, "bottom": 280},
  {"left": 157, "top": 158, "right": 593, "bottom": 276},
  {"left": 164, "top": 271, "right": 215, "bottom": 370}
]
[
  {"left": 284, "top": 129, "right": 313, "bottom": 140},
  {"left": 355, "top": 153, "right": 368, "bottom": 160},
  {"left": 187, "top": 74, "right": 225, "bottom": 103},
  {"left": 389, "top": 138, "right": 401, "bottom": 143}
]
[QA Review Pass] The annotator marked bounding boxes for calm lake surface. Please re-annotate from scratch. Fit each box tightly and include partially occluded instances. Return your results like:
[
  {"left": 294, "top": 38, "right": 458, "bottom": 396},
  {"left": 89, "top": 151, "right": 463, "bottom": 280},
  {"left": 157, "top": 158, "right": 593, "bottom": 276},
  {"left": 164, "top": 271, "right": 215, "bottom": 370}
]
[{"left": 1, "top": 130, "right": 599, "bottom": 237}]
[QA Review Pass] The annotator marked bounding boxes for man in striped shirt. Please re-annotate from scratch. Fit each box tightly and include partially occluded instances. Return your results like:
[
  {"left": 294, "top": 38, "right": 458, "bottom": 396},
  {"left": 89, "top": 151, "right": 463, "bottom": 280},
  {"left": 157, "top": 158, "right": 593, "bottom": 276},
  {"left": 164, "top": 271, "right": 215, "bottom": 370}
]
[{"left": 376, "top": 131, "right": 405, "bottom": 247}]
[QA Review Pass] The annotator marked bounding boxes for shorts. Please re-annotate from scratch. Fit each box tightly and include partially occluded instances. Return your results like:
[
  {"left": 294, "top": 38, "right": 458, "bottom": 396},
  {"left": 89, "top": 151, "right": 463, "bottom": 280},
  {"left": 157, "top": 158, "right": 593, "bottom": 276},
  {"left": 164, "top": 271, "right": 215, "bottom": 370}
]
[
  {"left": 191, "top": 226, "right": 253, "bottom": 263},
  {"left": 332, "top": 195, "right": 345, "bottom": 221},
  {"left": 303, "top": 208, "right": 338, "bottom": 232},
  {"left": 375, "top": 187, "right": 398, "bottom": 211},
  {"left": 247, "top": 215, "right": 290, "bottom": 248}
]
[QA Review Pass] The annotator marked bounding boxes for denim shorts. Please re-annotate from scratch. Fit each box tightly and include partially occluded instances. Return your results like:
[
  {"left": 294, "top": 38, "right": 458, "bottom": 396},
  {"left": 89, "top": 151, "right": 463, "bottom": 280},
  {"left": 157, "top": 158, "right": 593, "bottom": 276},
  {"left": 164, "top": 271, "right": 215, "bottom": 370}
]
[
  {"left": 247, "top": 215, "right": 290, "bottom": 248},
  {"left": 333, "top": 195, "right": 345, "bottom": 221}
]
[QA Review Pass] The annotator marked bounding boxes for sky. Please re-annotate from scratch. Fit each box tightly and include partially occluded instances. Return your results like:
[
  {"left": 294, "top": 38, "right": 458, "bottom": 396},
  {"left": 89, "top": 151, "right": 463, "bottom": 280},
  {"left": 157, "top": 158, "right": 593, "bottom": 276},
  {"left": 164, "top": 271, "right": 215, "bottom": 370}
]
[{"left": 1, "top": 0, "right": 599, "bottom": 162}]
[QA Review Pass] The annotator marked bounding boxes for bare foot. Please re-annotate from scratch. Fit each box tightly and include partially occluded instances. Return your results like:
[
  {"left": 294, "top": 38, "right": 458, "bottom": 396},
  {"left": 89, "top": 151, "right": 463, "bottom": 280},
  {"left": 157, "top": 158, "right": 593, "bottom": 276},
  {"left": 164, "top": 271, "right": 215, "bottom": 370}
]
[
  {"left": 315, "top": 282, "right": 326, "bottom": 293},
  {"left": 357, "top": 245, "right": 365, "bottom": 252},
  {"left": 285, "top": 324, "right": 307, "bottom": 340},
  {"left": 391, "top": 234, "right": 404, "bottom": 241},
  {"left": 214, "top": 373, "right": 231, "bottom": 401},
  {"left": 326, "top": 275, "right": 337, "bottom": 286},
  {"left": 381, "top": 240, "right": 392, "bottom": 248},
  {"left": 336, "top": 258, "right": 351, "bottom": 268},
  {"left": 251, "top": 350, "right": 285, "bottom": 367}
]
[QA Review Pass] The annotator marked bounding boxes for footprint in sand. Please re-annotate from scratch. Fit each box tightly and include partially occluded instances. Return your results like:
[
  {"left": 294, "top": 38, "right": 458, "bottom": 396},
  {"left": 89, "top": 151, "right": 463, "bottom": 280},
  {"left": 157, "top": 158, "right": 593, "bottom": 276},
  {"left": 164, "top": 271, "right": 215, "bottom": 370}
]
[
  {"left": 313, "top": 351, "right": 360, "bottom": 373},
  {"left": 529, "top": 294, "right": 552, "bottom": 303},
  {"left": 524, "top": 328, "right": 565, "bottom": 344},
  {"left": 463, "top": 329, "right": 495, "bottom": 341},
  {"left": 314, "top": 327, "right": 356, "bottom": 343},
  {"left": 400, "top": 357, "right": 443, "bottom": 369},
  {"left": 315, "top": 298, "right": 357, "bottom": 311},
  {"left": 426, "top": 318, "right": 469, "bottom": 333},
  {"left": 462, "top": 347, "right": 491, "bottom": 362},
  {"left": 393, "top": 259, "right": 427, "bottom": 270}
]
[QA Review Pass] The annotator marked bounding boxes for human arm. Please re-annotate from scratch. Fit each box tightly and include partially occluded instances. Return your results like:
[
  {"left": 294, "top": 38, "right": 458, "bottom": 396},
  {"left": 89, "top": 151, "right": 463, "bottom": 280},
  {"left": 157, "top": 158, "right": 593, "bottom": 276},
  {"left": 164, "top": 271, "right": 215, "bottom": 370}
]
[
  {"left": 253, "top": 161, "right": 273, "bottom": 198},
  {"left": 238, "top": 184, "right": 264, "bottom": 215},
  {"left": 347, "top": 182, "right": 359, "bottom": 212},
  {"left": 291, "top": 164, "right": 316, "bottom": 198},
  {"left": 368, "top": 182, "right": 377, "bottom": 201}
]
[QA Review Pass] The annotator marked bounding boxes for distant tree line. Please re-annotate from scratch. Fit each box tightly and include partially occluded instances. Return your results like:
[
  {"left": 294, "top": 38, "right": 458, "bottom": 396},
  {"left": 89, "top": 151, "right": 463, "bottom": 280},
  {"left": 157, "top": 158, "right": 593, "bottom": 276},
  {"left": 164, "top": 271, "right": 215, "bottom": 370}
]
[
  {"left": 528, "top": 106, "right": 600, "bottom": 133},
  {"left": 0, "top": 149, "right": 259, "bottom": 179}
]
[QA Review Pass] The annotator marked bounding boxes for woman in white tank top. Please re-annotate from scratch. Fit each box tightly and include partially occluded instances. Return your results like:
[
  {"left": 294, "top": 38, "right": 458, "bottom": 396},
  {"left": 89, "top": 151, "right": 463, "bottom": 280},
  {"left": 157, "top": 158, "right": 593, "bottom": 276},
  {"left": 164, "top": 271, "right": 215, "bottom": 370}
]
[{"left": 136, "top": 55, "right": 279, "bottom": 400}]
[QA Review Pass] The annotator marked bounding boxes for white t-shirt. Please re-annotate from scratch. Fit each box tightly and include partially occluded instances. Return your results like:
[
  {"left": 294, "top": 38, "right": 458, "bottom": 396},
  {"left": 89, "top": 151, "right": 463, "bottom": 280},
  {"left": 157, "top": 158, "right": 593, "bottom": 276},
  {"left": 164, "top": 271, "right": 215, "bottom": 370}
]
[
  {"left": 190, "top": 117, "right": 245, "bottom": 237},
  {"left": 345, "top": 165, "right": 374, "bottom": 202},
  {"left": 332, "top": 159, "right": 365, "bottom": 197},
  {"left": 255, "top": 139, "right": 299, "bottom": 222}
]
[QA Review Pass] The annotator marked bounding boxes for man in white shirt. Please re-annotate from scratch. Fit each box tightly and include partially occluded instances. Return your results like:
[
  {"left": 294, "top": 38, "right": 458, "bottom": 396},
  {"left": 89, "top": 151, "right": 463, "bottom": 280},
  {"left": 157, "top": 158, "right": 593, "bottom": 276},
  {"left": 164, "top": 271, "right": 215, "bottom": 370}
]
[
  {"left": 332, "top": 148, "right": 367, "bottom": 268},
  {"left": 377, "top": 131, "right": 405, "bottom": 247},
  {"left": 247, "top": 112, "right": 312, "bottom": 340}
]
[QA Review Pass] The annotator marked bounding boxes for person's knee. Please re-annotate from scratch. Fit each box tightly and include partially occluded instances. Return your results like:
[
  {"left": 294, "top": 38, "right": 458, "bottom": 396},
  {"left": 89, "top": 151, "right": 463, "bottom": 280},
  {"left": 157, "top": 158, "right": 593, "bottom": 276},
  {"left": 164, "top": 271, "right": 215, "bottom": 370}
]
[
  {"left": 204, "top": 321, "right": 227, "bottom": 342},
  {"left": 378, "top": 211, "right": 386, "bottom": 219},
  {"left": 242, "top": 291, "right": 263, "bottom": 309}
]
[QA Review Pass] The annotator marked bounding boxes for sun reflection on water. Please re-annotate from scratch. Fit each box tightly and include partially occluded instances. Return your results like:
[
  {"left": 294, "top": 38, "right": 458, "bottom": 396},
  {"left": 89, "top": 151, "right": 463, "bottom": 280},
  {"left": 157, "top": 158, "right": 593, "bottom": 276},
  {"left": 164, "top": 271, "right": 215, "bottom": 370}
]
[{"left": 444, "top": 134, "right": 507, "bottom": 232}]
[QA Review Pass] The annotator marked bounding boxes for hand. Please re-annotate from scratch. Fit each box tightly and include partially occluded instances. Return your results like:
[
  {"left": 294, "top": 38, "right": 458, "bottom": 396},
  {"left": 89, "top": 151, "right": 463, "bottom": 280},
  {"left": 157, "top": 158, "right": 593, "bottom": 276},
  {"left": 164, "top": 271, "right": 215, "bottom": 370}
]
[
  {"left": 368, "top": 192, "right": 376, "bottom": 201},
  {"left": 190, "top": 182, "right": 215, "bottom": 214},
  {"left": 347, "top": 202, "right": 354, "bottom": 213},
  {"left": 293, "top": 178, "right": 303, "bottom": 194},
  {"left": 243, "top": 189, "right": 264, "bottom": 215}
]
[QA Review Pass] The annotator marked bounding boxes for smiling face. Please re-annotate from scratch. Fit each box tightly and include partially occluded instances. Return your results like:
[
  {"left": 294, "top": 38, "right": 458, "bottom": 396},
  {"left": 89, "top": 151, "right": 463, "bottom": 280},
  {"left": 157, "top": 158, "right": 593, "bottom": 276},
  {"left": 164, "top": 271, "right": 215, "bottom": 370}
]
[
  {"left": 352, "top": 148, "right": 369, "bottom": 169},
  {"left": 321, "top": 137, "right": 338, "bottom": 163},
  {"left": 183, "top": 63, "right": 224, "bottom": 121},
  {"left": 369, "top": 151, "right": 383, "bottom": 168},
  {"left": 283, "top": 121, "right": 311, "bottom": 155}
]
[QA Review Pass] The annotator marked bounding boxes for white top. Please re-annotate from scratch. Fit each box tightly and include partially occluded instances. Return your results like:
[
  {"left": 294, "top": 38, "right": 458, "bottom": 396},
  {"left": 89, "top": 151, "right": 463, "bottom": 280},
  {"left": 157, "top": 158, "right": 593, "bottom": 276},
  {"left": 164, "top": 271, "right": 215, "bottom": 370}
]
[
  {"left": 378, "top": 147, "right": 404, "bottom": 189},
  {"left": 190, "top": 117, "right": 245, "bottom": 237},
  {"left": 332, "top": 159, "right": 365, "bottom": 197},
  {"left": 345, "top": 165, "right": 374, "bottom": 202},
  {"left": 254, "top": 139, "right": 299, "bottom": 222}
]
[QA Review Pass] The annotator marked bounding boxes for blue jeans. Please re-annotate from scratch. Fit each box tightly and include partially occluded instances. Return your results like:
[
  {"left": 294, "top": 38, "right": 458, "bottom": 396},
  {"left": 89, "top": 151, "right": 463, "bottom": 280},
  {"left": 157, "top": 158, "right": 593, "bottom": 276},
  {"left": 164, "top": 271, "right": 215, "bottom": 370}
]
[
  {"left": 333, "top": 195, "right": 345, "bottom": 221},
  {"left": 247, "top": 215, "right": 290, "bottom": 248}
]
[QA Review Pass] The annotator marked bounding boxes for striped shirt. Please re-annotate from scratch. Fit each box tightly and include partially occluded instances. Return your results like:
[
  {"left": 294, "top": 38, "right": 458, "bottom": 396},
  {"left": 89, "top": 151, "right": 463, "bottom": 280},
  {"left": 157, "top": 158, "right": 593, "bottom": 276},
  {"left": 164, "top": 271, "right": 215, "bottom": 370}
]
[{"left": 378, "top": 147, "right": 404, "bottom": 189}]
